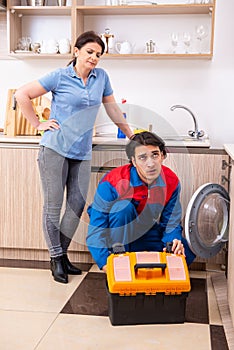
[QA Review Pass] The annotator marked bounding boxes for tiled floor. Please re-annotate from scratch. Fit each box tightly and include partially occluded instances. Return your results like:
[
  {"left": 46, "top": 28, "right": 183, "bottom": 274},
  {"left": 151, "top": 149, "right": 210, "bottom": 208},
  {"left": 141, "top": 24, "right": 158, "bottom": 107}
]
[{"left": 0, "top": 260, "right": 233, "bottom": 350}]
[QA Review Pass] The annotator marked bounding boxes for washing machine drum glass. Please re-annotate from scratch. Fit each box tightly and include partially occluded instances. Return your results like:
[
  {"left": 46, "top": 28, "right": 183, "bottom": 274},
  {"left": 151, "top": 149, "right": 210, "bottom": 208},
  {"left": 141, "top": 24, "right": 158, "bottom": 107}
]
[{"left": 185, "top": 183, "right": 229, "bottom": 258}]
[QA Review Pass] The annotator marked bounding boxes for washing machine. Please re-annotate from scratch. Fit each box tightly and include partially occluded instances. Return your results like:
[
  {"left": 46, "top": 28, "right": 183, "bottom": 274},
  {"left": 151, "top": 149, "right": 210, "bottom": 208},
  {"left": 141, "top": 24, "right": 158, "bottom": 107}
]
[{"left": 184, "top": 183, "right": 230, "bottom": 260}]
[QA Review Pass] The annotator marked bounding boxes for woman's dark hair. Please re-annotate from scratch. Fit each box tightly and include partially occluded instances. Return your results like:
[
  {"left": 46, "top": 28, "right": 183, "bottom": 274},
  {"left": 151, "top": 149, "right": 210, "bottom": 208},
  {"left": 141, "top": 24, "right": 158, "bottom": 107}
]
[
  {"left": 67, "top": 30, "right": 105, "bottom": 66},
  {"left": 126, "top": 131, "right": 167, "bottom": 163}
]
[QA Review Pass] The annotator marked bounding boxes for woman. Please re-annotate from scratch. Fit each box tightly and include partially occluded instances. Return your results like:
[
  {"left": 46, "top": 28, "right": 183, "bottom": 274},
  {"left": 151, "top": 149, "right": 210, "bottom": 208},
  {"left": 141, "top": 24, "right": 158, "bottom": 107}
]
[{"left": 15, "top": 31, "right": 133, "bottom": 284}]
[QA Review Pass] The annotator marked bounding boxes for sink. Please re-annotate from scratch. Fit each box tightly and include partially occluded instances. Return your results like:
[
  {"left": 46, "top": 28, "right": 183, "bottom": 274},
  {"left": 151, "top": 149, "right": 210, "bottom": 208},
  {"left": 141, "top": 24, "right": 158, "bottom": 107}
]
[
  {"left": 162, "top": 135, "right": 210, "bottom": 148},
  {"left": 92, "top": 134, "right": 210, "bottom": 148},
  {"left": 162, "top": 135, "right": 205, "bottom": 142}
]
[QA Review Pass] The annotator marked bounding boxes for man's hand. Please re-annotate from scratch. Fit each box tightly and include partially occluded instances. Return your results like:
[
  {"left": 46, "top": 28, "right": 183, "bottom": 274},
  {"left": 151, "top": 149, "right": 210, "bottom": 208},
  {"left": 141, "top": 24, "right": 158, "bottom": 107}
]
[
  {"left": 102, "top": 265, "right": 107, "bottom": 273},
  {"left": 163, "top": 239, "right": 185, "bottom": 256},
  {"left": 172, "top": 239, "right": 185, "bottom": 256}
]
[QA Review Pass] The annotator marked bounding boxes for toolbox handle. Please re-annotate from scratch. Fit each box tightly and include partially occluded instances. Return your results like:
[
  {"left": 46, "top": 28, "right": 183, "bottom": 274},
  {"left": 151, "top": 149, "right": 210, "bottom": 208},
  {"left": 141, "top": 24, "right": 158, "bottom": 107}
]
[{"left": 134, "top": 263, "right": 167, "bottom": 271}]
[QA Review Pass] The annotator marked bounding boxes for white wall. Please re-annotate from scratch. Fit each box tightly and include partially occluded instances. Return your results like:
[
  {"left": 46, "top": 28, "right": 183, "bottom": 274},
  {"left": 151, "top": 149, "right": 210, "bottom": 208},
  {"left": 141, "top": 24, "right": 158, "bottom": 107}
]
[{"left": 0, "top": 0, "right": 234, "bottom": 148}]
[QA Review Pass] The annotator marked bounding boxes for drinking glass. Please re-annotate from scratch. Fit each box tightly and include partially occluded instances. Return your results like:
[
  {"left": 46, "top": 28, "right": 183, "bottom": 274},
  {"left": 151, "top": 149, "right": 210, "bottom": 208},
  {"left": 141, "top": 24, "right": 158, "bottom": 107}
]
[
  {"left": 196, "top": 25, "right": 208, "bottom": 53},
  {"left": 183, "top": 32, "right": 191, "bottom": 54},
  {"left": 18, "top": 37, "right": 28, "bottom": 51},
  {"left": 171, "top": 32, "right": 178, "bottom": 54},
  {"left": 26, "top": 37, "right": 32, "bottom": 51}
]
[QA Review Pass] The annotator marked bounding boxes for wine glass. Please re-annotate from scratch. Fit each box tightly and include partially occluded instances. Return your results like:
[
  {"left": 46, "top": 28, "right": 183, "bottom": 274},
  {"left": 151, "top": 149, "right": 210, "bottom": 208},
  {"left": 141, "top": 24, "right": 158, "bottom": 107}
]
[
  {"left": 196, "top": 25, "right": 208, "bottom": 53},
  {"left": 26, "top": 37, "right": 32, "bottom": 51},
  {"left": 171, "top": 32, "right": 178, "bottom": 54},
  {"left": 183, "top": 32, "right": 191, "bottom": 54},
  {"left": 20, "top": 37, "right": 28, "bottom": 51}
]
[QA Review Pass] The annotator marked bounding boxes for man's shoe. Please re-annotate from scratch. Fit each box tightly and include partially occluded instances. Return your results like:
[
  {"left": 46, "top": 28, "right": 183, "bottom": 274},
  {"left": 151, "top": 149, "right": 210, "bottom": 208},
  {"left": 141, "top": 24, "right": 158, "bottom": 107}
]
[
  {"left": 50, "top": 256, "right": 68, "bottom": 284},
  {"left": 63, "top": 254, "right": 82, "bottom": 275}
]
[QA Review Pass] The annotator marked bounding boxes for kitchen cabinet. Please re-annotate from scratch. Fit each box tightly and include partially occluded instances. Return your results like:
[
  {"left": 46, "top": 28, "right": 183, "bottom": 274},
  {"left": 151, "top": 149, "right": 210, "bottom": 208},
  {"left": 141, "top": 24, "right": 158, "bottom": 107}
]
[
  {"left": 0, "top": 144, "right": 91, "bottom": 262},
  {"left": 0, "top": 147, "right": 46, "bottom": 250},
  {"left": 7, "top": 0, "right": 216, "bottom": 59},
  {"left": 164, "top": 150, "right": 229, "bottom": 266},
  {"left": 0, "top": 142, "right": 127, "bottom": 262},
  {"left": 83, "top": 146, "right": 229, "bottom": 265},
  {"left": 0, "top": 140, "right": 228, "bottom": 265}
]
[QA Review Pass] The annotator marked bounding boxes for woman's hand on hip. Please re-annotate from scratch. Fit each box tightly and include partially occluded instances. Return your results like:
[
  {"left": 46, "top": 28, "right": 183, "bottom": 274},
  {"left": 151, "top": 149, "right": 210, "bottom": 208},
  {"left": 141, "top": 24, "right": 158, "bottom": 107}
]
[{"left": 37, "top": 119, "right": 60, "bottom": 131}]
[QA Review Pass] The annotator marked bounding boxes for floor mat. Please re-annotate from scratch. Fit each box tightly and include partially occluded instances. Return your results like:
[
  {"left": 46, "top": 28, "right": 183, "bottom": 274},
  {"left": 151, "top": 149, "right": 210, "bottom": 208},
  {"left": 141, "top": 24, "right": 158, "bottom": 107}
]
[
  {"left": 61, "top": 272, "right": 108, "bottom": 316},
  {"left": 185, "top": 277, "right": 209, "bottom": 324},
  {"left": 61, "top": 272, "right": 209, "bottom": 324}
]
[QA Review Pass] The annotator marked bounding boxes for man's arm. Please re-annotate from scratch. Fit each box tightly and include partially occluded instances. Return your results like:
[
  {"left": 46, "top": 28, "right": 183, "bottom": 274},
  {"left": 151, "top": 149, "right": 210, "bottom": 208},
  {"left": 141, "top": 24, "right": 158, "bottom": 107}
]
[
  {"left": 160, "top": 182, "right": 184, "bottom": 254},
  {"left": 86, "top": 179, "right": 118, "bottom": 270}
]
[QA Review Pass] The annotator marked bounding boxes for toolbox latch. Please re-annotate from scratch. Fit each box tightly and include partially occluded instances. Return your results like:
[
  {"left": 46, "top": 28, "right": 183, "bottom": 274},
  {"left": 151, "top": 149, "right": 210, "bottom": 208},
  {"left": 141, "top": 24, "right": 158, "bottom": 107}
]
[{"left": 112, "top": 243, "right": 126, "bottom": 254}]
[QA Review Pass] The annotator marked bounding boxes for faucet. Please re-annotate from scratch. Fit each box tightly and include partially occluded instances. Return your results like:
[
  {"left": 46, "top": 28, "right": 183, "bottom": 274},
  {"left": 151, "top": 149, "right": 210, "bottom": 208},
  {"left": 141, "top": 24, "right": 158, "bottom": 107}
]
[{"left": 170, "top": 104, "right": 205, "bottom": 139}]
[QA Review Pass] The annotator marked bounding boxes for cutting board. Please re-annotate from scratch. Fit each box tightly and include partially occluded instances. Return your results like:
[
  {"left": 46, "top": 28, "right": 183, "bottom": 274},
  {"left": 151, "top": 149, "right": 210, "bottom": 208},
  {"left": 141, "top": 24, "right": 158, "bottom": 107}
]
[{"left": 4, "top": 89, "right": 51, "bottom": 136}]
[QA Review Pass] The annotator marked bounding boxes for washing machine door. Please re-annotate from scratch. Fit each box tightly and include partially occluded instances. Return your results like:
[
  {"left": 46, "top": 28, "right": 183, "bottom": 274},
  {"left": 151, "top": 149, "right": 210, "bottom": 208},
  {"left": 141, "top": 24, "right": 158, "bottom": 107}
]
[{"left": 184, "top": 183, "right": 230, "bottom": 259}]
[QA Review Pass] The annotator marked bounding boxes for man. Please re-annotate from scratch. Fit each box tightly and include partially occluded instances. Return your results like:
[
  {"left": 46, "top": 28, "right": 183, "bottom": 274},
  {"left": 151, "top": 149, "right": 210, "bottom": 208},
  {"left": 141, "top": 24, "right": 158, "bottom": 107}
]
[{"left": 86, "top": 131, "right": 196, "bottom": 272}]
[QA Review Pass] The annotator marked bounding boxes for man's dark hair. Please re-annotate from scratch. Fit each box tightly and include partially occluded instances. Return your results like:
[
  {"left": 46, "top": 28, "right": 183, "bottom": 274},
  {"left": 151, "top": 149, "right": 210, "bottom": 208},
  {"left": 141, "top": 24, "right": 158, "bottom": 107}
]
[{"left": 126, "top": 131, "right": 167, "bottom": 162}]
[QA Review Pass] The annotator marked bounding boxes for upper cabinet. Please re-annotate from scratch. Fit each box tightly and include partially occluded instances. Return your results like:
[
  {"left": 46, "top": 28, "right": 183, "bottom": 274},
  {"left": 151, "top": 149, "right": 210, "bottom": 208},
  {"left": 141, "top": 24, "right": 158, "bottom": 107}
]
[
  {"left": 7, "top": 0, "right": 216, "bottom": 59},
  {"left": 7, "top": 0, "right": 73, "bottom": 59}
]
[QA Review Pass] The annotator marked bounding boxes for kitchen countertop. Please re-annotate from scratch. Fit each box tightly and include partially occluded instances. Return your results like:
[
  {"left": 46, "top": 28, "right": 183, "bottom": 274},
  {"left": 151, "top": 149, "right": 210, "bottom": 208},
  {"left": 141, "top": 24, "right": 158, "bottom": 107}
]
[
  {"left": 0, "top": 134, "right": 211, "bottom": 148},
  {"left": 92, "top": 136, "right": 211, "bottom": 148},
  {"left": 224, "top": 144, "right": 234, "bottom": 160},
  {"left": 0, "top": 135, "right": 41, "bottom": 143}
]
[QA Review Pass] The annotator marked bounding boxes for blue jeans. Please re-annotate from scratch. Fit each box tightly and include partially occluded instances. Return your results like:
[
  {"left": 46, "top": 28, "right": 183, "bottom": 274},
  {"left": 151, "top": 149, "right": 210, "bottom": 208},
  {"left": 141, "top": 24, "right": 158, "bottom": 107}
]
[
  {"left": 108, "top": 200, "right": 196, "bottom": 266},
  {"left": 37, "top": 146, "right": 91, "bottom": 257}
]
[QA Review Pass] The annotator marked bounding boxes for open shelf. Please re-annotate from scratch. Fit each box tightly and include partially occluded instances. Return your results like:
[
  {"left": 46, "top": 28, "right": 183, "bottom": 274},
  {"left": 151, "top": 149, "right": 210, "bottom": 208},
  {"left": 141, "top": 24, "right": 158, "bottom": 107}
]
[
  {"left": 75, "top": 4, "right": 214, "bottom": 16},
  {"left": 7, "top": 1, "right": 216, "bottom": 60}
]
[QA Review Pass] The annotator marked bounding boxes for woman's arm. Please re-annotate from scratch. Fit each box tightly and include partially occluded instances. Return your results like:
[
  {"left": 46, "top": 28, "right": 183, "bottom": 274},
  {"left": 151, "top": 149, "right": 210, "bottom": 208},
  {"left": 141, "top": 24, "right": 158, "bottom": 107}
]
[
  {"left": 102, "top": 94, "right": 133, "bottom": 139},
  {"left": 15, "top": 81, "right": 60, "bottom": 131}
]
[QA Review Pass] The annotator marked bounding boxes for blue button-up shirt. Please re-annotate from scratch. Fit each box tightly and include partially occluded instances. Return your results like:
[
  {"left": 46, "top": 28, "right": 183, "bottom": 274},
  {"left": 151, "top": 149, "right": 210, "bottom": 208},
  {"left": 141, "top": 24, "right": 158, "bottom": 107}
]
[{"left": 39, "top": 63, "right": 113, "bottom": 159}]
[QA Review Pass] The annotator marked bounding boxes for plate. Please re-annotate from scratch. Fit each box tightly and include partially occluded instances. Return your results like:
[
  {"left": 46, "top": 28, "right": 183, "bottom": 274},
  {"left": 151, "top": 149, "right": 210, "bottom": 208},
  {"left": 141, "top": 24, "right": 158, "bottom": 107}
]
[{"left": 14, "top": 50, "right": 31, "bottom": 53}]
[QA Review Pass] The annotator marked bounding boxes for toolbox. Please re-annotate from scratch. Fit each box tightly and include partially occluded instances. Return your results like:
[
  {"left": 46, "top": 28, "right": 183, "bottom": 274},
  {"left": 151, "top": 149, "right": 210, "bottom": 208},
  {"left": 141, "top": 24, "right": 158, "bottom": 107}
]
[{"left": 106, "top": 251, "right": 191, "bottom": 326}]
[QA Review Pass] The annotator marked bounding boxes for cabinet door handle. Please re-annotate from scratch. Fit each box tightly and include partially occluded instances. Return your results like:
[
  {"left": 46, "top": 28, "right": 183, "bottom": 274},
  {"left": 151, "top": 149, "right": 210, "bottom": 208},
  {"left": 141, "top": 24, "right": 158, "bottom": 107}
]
[
  {"left": 221, "top": 175, "right": 230, "bottom": 185},
  {"left": 222, "top": 160, "right": 232, "bottom": 170}
]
